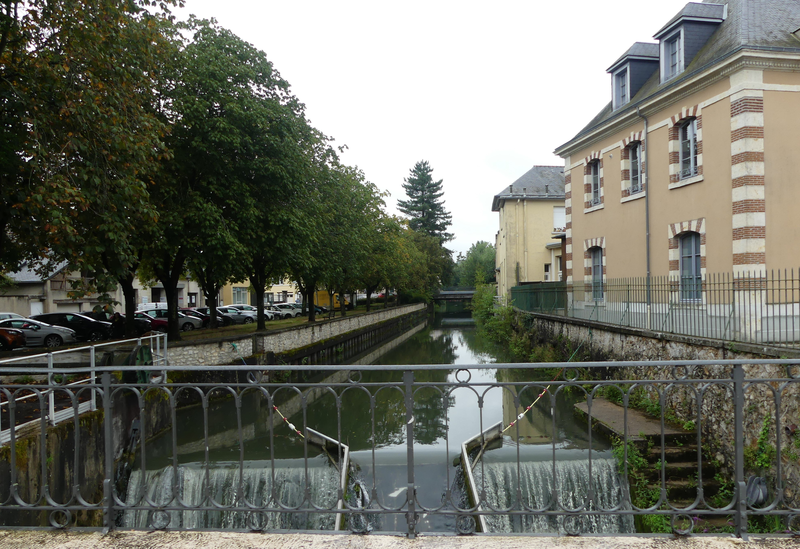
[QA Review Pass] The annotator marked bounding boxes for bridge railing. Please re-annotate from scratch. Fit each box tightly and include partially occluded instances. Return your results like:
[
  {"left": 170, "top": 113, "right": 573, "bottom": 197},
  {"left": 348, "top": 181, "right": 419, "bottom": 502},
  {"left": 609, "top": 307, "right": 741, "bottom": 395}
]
[{"left": 0, "top": 360, "right": 798, "bottom": 538}]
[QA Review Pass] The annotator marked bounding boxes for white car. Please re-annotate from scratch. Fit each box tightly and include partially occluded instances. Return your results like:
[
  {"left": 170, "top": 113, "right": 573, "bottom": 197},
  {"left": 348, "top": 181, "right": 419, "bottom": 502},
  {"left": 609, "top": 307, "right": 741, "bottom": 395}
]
[
  {"left": 227, "top": 304, "right": 273, "bottom": 321},
  {"left": 274, "top": 303, "right": 302, "bottom": 318}
]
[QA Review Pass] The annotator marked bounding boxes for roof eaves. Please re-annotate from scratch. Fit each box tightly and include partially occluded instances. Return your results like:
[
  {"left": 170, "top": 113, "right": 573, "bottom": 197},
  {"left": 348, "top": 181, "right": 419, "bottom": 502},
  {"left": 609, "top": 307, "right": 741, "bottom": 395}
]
[{"left": 555, "top": 44, "right": 750, "bottom": 156}]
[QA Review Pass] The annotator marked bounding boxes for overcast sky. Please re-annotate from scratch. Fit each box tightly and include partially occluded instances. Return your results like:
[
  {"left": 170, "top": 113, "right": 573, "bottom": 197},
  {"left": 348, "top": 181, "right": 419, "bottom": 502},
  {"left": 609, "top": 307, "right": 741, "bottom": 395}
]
[{"left": 180, "top": 0, "right": 691, "bottom": 256}]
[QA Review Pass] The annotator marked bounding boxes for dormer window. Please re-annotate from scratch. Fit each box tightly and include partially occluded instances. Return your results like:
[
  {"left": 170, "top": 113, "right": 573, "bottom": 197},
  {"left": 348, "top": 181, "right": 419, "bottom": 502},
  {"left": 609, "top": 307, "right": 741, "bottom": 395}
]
[
  {"left": 613, "top": 68, "right": 629, "bottom": 109},
  {"left": 662, "top": 30, "right": 683, "bottom": 81}
]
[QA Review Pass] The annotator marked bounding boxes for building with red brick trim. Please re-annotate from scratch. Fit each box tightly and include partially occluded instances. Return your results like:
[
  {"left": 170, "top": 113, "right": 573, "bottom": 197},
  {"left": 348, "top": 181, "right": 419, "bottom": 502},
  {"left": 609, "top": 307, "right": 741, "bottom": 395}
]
[{"left": 555, "top": 0, "right": 800, "bottom": 300}]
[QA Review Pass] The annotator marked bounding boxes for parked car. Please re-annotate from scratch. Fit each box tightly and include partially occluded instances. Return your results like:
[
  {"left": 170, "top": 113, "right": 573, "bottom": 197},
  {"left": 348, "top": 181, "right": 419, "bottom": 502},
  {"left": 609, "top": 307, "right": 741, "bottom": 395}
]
[
  {"left": 0, "top": 326, "right": 26, "bottom": 351},
  {"left": 228, "top": 304, "right": 273, "bottom": 321},
  {"left": 140, "top": 308, "right": 202, "bottom": 331},
  {"left": 134, "top": 312, "right": 166, "bottom": 332},
  {"left": 85, "top": 310, "right": 151, "bottom": 337},
  {"left": 194, "top": 307, "right": 234, "bottom": 326},
  {"left": 180, "top": 308, "right": 211, "bottom": 328},
  {"left": 0, "top": 312, "right": 25, "bottom": 321},
  {"left": 216, "top": 306, "right": 254, "bottom": 324},
  {"left": 265, "top": 304, "right": 291, "bottom": 320},
  {"left": 274, "top": 303, "right": 302, "bottom": 318},
  {"left": 0, "top": 318, "right": 77, "bottom": 348},
  {"left": 30, "top": 313, "right": 111, "bottom": 342}
]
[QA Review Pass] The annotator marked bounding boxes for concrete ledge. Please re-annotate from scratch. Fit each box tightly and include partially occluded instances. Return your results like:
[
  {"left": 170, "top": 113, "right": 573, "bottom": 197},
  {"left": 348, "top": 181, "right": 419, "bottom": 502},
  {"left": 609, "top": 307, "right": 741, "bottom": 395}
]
[
  {"left": 0, "top": 531, "right": 795, "bottom": 549},
  {"left": 522, "top": 310, "right": 800, "bottom": 359}
]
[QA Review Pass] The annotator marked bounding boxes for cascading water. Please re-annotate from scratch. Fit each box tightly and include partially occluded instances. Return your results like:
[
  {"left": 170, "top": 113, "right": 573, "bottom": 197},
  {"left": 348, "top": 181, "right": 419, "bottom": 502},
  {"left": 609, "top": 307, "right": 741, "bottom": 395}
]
[
  {"left": 473, "top": 451, "right": 635, "bottom": 534},
  {"left": 123, "top": 458, "right": 341, "bottom": 530}
]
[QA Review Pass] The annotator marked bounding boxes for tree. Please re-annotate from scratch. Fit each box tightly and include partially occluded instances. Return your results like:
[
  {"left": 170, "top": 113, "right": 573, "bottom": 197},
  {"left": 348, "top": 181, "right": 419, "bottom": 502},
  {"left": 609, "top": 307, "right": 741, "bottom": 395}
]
[
  {"left": 397, "top": 161, "right": 453, "bottom": 242},
  {"left": 145, "top": 19, "right": 319, "bottom": 338},
  {"left": 454, "top": 241, "right": 496, "bottom": 287},
  {"left": 0, "top": 0, "right": 176, "bottom": 275}
]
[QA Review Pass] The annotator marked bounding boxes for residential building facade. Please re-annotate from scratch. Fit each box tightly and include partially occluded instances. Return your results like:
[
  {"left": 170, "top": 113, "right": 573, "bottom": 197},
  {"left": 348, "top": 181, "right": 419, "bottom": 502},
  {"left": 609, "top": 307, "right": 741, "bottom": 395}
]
[
  {"left": 555, "top": 0, "right": 800, "bottom": 296},
  {"left": 492, "top": 166, "right": 566, "bottom": 298}
]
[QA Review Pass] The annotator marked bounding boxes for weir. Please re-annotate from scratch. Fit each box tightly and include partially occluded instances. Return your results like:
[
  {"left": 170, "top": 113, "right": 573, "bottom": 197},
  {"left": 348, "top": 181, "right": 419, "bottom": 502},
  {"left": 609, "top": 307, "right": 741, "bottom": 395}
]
[
  {"left": 460, "top": 423, "right": 634, "bottom": 534},
  {"left": 123, "top": 428, "right": 351, "bottom": 531}
]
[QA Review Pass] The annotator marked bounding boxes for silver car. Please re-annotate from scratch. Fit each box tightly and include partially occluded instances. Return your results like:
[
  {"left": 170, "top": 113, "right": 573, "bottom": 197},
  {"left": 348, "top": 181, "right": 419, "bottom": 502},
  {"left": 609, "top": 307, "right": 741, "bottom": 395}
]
[
  {"left": 140, "top": 309, "right": 203, "bottom": 331},
  {"left": 0, "top": 318, "right": 78, "bottom": 348},
  {"left": 228, "top": 304, "right": 273, "bottom": 321}
]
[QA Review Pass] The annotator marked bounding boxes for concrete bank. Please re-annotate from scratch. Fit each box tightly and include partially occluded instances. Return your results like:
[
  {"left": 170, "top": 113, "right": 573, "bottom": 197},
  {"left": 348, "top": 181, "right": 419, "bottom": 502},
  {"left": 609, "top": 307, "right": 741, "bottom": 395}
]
[
  {"left": 168, "top": 304, "right": 427, "bottom": 366},
  {"left": 0, "top": 531, "right": 795, "bottom": 549}
]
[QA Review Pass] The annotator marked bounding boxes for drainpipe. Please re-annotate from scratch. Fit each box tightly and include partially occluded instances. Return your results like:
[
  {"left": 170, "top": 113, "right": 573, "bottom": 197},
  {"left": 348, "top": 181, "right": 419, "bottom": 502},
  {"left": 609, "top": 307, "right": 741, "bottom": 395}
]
[{"left": 637, "top": 106, "right": 652, "bottom": 331}]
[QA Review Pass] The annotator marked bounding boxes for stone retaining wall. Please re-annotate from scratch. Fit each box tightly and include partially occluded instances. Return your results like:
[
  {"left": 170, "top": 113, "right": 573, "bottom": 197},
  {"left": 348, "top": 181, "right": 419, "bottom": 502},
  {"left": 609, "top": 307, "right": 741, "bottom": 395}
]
[
  {"left": 167, "top": 304, "right": 426, "bottom": 366},
  {"left": 525, "top": 312, "right": 800, "bottom": 506}
]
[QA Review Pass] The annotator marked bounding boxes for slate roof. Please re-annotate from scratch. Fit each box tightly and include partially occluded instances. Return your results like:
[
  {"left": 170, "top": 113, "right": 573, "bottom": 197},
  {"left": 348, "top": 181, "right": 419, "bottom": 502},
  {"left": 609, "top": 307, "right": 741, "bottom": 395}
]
[
  {"left": 491, "top": 166, "right": 565, "bottom": 212},
  {"left": 7, "top": 259, "right": 68, "bottom": 283},
  {"left": 607, "top": 42, "right": 660, "bottom": 72},
  {"left": 654, "top": 2, "right": 727, "bottom": 38},
  {"left": 557, "top": 0, "right": 800, "bottom": 154}
]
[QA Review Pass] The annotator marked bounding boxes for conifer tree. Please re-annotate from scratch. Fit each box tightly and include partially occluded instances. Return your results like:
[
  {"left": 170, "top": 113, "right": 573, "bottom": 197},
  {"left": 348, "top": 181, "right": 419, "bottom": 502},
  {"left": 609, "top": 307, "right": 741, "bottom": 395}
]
[{"left": 397, "top": 160, "right": 453, "bottom": 242}]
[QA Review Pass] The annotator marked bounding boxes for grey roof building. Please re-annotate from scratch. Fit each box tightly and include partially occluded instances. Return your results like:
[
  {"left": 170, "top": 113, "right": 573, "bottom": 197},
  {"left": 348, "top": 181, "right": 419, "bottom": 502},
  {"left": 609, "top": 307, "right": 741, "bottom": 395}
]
[
  {"left": 559, "top": 0, "right": 800, "bottom": 152},
  {"left": 553, "top": 0, "right": 800, "bottom": 294},
  {"left": 491, "top": 166, "right": 565, "bottom": 212}
]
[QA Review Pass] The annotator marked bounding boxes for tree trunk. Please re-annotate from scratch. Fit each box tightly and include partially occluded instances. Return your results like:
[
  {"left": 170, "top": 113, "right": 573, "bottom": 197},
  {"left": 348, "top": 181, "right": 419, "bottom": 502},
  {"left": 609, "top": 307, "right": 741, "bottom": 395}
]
[
  {"left": 153, "top": 252, "right": 185, "bottom": 342},
  {"left": 118, "top": 275, "right": 138, "bottom": 338},
  {"left": 202, "top": 284, "right": 221, "bottom": 329},
  {"left": 365, "top": 284, "right": 378, "bottom": 312}
]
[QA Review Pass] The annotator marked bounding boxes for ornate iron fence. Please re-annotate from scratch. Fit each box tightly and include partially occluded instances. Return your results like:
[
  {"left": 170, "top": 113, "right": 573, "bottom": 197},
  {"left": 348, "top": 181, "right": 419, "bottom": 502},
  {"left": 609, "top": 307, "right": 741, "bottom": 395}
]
[
  {"left": 0, "top": 360, "right": 799, "bottom": 539},
  {"left": 510, "top": 271, "right": 800, "bottom": 348}
]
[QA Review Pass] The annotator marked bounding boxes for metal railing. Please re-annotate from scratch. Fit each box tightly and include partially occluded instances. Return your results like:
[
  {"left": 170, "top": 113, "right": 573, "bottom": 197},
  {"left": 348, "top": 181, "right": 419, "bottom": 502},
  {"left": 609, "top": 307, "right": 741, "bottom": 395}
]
[
  {"left": 1, "top": 360, "right": 799, "bottom": 538},
  {"left": 510, "top": 271, "right": 800, "bottom": 349},
  {"left": 0, "top": 334, "right": 167, "bottom": 445}
]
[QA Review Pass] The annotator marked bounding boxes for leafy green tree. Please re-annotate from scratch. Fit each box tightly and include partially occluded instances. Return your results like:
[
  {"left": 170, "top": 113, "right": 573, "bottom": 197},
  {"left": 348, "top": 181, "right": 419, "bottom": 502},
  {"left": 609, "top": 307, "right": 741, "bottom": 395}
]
[
  {"left": 397, "top": 160, "right": 453, "bottom": 242},
  {"left": 0, "top": 0, "right": 177, "bottom": 328},
  {"left": 146, "top": 19, "right": 320, "bottom": 337},
  {"left": 454, "top": 241, "right": 496, "bottom": 287}
]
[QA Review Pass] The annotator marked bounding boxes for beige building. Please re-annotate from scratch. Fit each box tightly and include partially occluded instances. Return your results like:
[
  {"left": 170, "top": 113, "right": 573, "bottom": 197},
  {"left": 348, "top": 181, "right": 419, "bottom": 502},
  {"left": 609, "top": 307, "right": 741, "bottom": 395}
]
[
  {"left": 221, "top": 279, "right": 298, "bottom": 306},
  {"left": 492, "top": 166, "right": 566, "bottom": 298},
  {"left": 555, "top": 0, "right": 800, "bottom": 294}
]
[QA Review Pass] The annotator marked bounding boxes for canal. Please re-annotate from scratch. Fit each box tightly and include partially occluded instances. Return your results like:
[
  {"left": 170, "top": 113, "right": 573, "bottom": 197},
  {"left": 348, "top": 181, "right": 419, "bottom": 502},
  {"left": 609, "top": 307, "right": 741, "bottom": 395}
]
[{"left": 125, "top": 313, "right": 628, "bottom": 534}]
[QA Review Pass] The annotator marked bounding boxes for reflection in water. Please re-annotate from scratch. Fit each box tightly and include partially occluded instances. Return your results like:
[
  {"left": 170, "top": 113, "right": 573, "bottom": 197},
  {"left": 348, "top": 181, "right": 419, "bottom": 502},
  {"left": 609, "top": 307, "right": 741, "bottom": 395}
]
[{"left": 126, "top": 314, "right": 622, "bottom": 534}]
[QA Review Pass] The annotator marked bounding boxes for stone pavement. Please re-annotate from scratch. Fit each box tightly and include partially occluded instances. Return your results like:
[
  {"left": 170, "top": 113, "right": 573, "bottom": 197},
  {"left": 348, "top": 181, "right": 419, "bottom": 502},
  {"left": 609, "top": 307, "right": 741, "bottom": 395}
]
[{"left": 0, "top": 531, "right": 798, "bottom": 549}]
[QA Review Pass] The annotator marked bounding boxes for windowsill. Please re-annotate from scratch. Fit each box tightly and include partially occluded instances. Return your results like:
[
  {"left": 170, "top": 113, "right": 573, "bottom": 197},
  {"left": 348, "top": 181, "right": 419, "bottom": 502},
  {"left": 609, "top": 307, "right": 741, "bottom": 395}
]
[
  {"left": 669, "top": 174, "right": 704, "bottom": 190},
  {"left": 621, "top": 191, "right": 646, "bottom": 204},
  {"left": 584, "top": 204, "right": 605, "bottom": 214}
]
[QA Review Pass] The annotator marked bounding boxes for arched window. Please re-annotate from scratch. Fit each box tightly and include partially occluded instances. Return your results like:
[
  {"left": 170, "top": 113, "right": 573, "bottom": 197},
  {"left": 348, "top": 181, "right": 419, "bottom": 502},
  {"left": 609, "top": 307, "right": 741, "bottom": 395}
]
[{"left": 680, "top": 232, "right": 701, "bottom": 300}]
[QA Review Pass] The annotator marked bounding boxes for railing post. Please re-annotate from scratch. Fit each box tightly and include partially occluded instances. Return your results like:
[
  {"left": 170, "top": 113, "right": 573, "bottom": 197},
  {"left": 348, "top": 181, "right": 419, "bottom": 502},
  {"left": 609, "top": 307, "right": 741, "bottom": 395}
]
[
  {"left": 403, "top": 370, "right": 416, "bottom": 538},
  {"left": 48, "top": 352, "right": 55, "bottom": 423},
  {"left": 733, "top": 364, "right": 748, "bottom": 538},
  {"left": 102, "top": 371, "right": 115, "bottom": 532},
  {"left": 90, "top": 345, "right": 97, "bottom": 412}
]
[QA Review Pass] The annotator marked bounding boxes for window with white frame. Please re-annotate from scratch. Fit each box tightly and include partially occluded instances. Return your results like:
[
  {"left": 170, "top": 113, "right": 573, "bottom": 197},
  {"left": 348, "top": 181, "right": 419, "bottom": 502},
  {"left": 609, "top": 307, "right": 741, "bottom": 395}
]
[
  {"left": 614, "top": 68, "right": 629, "bottom": 109},
  {"left": 232, "top": 287, "right": 249, "bottom": 305},
  {"left": 662, "top": 31, "right": 683, "bottom": 81},
  {"left": 590, "top": 161, "right": 601, "bottom": 206},
  {"left": 680, "top": 118, "right": 698, "bottom": 179},
  {"left": 630, "top": 142, "right": 643, "bottom": 193},
  {"left": 680, "top": 232, "right": 701, "bottom": 301},
  {"left": 544, "top": 263, "right": 551, "bottom": 281},
  {"left": 591, "top": 247, "right": 603, "bottom": 301}
]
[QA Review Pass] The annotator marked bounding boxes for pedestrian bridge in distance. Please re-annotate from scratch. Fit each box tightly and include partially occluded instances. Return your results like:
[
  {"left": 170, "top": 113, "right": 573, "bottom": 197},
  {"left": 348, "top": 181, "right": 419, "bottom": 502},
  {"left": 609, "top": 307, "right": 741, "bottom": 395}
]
[{"left": 432, "top": 289, "right": 475, "bottom": 302}]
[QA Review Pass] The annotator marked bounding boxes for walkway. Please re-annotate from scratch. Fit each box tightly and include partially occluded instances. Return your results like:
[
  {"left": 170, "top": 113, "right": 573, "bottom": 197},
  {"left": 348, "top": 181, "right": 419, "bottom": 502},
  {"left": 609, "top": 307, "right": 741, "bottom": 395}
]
[{"left": 0, "top": 531, "right": 795, "bottom": 549}]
